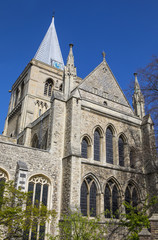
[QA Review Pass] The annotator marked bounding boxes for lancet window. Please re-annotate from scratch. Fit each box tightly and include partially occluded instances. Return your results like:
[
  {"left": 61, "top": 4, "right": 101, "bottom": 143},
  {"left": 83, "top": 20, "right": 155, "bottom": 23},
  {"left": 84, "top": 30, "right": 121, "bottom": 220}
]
[
  {"left": 104, "top": 179, "right": 119, "bottom": 218},
  {"left": 80, "top": 177, "right": 97, "bottom": 217},
  {"left": 24, "top": 175, "right": 50, "bottom": 240},
  {"left": 94, "top": 129, "right": 100, "bottom": 161},
  {"left": 125, "top": 183, "right": 138, "bottom": 214},
  {"left": 106, "top": 127, "right": 113, "bottom": 164},
  {"left": 81, "top": 138, "right": 88, "bottom": 158},
  {"left": 118, "top": 136, "right": 124, "bottom": 166},
  {"left": 44, "top": 79, "right": 53, "bottom": 97}
]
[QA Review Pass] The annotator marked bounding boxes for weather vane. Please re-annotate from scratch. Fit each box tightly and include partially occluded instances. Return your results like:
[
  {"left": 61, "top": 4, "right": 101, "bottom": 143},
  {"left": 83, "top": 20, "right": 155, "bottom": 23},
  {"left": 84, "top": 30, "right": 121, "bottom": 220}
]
[{"left": 53, "top": 10, "right": 55, "bottom": 18}]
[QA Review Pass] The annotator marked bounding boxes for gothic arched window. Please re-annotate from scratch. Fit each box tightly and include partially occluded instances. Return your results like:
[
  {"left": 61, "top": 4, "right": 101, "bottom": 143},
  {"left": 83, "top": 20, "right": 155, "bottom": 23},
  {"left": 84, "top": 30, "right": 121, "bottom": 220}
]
[
  {"left": 25, "top": 175, "right": 50, "bottom": 240},
  {"left": 106, "top": 127, "right": 113, "bottom": 164},
  {"left": 104, "top": 180, "right": 119, "bottom": 218},
  {"left": 94, "top": 129, "right": 100, "bottom": 161},
  {"left": 44, "top": 79, "right": 53, "bottom": 97},
  {"left": 81, "top": 138, "right": 88, "bottom": 158},
  {"left": 80, "top": 177, "right": 97, "bottom": 217},
  {"left": 118, "top": 136, "right": 124, "bottom": 166},
  {"left": 125, "top": 183, "right": 138, "bottom": 214}
]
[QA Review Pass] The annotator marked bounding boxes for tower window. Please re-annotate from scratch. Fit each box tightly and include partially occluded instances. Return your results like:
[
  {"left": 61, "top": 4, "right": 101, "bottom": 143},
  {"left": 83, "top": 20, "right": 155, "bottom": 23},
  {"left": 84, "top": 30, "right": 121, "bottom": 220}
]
[{"left": 44, "top": 79, "right": 54, "bottom": 97}]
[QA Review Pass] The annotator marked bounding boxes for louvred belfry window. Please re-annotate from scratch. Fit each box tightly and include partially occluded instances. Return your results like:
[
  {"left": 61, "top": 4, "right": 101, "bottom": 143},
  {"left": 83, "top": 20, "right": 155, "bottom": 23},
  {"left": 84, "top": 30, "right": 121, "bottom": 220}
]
[
  {"left": 44, "top": 79, "right": 53, "bottom": 96},
  {"left": 23, "top": 175, "right": 50, "bottom": 240},
  {"left": 94, "top": 129, "right": 100, "bottom": 161},
  {"left": 106, "top": 127, "right": 113, "bottom": 164},
  {"left": 104, "top": 180, "right": 119, "bottom": 218},
  {"left": 80, "top": 177, "right": 97, "bottom": 217}
]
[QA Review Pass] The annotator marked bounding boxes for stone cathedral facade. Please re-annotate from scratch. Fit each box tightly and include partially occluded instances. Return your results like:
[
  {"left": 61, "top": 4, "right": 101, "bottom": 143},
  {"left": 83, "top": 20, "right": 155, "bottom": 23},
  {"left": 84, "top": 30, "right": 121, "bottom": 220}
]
[{"left": 0, "top": 17, "right": 157, "bottom": 239}]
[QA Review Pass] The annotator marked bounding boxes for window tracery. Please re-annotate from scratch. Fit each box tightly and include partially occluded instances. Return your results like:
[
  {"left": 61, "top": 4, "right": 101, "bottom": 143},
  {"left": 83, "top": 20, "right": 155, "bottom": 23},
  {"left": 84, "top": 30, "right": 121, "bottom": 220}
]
[
  {"left": 104, "top": 179, "right": 119, "bottom": 218},
  {"left": 25, "top": 175, "right": 50, "bottom": 240},
  {"left": 44, "top": 79, "right": 53, "bottom": 97},
  {"left": 125, "top": 182, "right": 138, "bottom": 214},
  {"left": 80, "top": 177, "right": 97, "bottom": 217}
]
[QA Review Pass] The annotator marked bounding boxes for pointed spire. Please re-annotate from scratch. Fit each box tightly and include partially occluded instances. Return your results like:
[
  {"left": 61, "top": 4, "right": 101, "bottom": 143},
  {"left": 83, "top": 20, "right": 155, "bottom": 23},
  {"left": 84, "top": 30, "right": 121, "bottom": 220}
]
[
  {"left": 134, "top": 73, "right": 141, "bottom": 92},
  {"left": 132, "top": 73, "right": 145, "bottom": 118},
  {"left": 66, "top": 43, "right": 74, "bottom": 66},
  {"left": 34, "top": 17, "right": 64, "bottom": 70}
]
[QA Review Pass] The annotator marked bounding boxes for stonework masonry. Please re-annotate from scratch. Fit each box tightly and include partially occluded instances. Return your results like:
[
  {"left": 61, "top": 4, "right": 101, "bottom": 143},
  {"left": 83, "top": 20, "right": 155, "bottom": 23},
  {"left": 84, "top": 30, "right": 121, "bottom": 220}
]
[{"left": 0, "top": 18, "right": 158, "bottom": 240}]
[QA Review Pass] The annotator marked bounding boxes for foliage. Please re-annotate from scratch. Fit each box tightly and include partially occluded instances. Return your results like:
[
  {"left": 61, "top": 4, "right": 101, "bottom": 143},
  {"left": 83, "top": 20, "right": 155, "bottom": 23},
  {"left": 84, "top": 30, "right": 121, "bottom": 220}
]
[
  {"left": 119, "top": 195, "right": 158, "bottom": 240},
  {"left": 50, "top": 210, "right": 106, "bottom": 240},
  {"left": 0, "top": 180, "right": 56, "bottom": 240}
]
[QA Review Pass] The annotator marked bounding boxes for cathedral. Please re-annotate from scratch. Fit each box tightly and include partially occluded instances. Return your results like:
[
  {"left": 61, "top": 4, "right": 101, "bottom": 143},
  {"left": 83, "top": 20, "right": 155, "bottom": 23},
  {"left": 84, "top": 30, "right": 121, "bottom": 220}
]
[{"left": 0, "top": 17, "right": 157, "bottom": 239}]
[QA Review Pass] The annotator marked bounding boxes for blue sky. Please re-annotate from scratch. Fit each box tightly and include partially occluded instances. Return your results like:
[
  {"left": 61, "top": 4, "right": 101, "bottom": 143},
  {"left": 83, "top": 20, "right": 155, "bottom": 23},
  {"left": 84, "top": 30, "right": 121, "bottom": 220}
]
[{"left": 0, "top": 0, "right": 158, "bottom": 134}]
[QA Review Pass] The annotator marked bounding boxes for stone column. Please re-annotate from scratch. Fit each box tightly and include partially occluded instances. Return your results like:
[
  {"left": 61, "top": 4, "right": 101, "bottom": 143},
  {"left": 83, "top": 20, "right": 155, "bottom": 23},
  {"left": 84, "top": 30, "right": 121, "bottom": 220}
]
[
  {"left": 138, "top": 228, "right": 151, "bottom": 240},
  {"left": 149, "top": 213, "right": 158, "bottom": 239}
]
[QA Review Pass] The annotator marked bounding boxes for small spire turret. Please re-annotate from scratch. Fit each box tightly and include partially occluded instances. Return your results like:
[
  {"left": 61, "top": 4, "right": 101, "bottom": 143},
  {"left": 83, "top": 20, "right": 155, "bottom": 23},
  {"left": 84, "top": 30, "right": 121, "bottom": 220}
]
[
  {"left": 132, "top": 73, "right": 145, "bottom": 118},
  {"left": 64, "top": 44, "right": 77, "bottom": 98}
]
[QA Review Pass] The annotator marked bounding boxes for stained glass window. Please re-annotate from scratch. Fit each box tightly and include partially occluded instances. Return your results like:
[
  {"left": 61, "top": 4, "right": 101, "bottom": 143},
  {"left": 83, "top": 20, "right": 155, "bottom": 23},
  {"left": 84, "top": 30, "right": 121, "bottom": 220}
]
[
  {"left": 106, "top": 128, "right": 113, "bottom": 164},
  {"left": 81, "top": 138, "right": 88, "bottom": 158},
  {"left": 80, "top": 177, "right": 97, "bottom": 217},
  {"left": 94, "top": 130, "right": 100, "bottom": 161},
  {"left": 104, "top": 180, "right": 119, "bottom": 218},
  {"left": 119, "top": 136, "right": 124, "bottom": 166}
]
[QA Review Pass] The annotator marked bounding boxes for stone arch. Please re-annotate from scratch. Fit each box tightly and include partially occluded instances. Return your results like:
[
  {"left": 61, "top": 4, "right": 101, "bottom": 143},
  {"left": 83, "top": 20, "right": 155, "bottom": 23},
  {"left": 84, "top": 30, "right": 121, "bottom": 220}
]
[
  {"left": 44, "top": 78, "right": 54, "bottom": 96},
  {"left": 0, "top": 167, "right": 9, "bottom": 180},
  {"left": 118, "top": 132, "right": 128, "bottom": 144},
  {"left": 104, "top": 176, "right": 122, "bottom": 194},
  {"left": 105, "top": 123, "right": 117, "bottom": 136},
  {"left": 80, "top": 173, "right": 101, "bottom": 216},
  {"left": 82, "top": 173, "right": 101, "bottom": 194},
  {"left": 81, "top": 134, "right": 92, "bottom": 159},
  {"left": 92, "top": 125, "right": 104, "bottom": 137},
  {"left": 104, "top": 176, "right": 121, "bottom": 218}
]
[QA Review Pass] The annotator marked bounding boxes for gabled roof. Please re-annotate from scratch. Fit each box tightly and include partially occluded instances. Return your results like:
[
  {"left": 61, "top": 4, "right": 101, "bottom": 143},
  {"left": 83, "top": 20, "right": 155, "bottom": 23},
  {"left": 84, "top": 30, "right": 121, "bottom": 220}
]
[
  {"left": 34, "top": 17, "right": 64, "bottom": 70},
  {"left": 77, "top": 59, "right": 134, "bottom": 114}
]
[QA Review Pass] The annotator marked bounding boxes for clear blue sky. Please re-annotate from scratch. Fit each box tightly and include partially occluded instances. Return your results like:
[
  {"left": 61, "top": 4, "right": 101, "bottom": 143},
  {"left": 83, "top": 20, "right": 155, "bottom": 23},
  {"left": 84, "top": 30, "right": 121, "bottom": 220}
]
[{"left": 0, "top": 0, "right": 158, "bottom": 134}]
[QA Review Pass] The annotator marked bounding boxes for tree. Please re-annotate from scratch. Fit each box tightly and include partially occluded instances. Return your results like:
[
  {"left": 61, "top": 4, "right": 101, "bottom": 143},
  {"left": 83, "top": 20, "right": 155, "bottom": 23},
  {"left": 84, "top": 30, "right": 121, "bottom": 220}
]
[
  {"left": 50, "top": 209, "right": 106, "bottom": 240},
  {"left": 137, "top": 56, "right": 158, "bottom": 146},
  {"left": 0, "top": 180, "right": 56, "bottom": 240}
]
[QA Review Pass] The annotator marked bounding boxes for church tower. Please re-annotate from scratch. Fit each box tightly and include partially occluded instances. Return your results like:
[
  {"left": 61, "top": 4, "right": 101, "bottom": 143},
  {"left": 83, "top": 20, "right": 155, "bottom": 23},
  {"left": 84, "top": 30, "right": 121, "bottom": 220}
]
[{"left": 3, "top": 17, "right": 64, "bottom": 138}]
